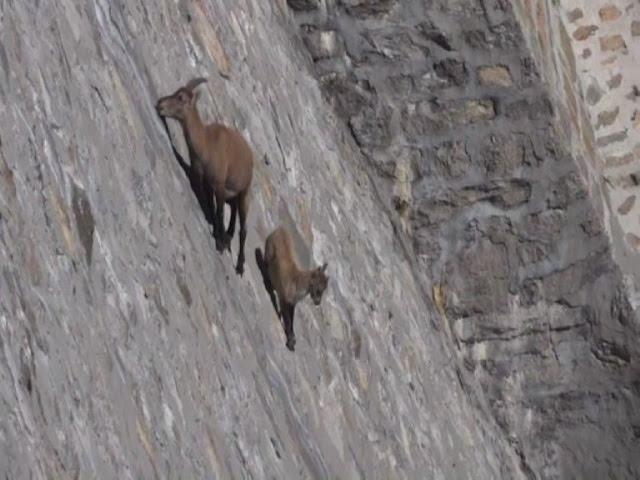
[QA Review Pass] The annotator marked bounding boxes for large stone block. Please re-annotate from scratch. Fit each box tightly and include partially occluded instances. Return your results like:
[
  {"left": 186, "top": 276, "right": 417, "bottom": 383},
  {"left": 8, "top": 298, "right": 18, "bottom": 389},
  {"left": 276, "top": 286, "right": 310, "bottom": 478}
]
[
  {"left": 573, "top": 25, "right": 598, "bottom": 41},
  {"left": 479, "top": 133, "right": 525, "bottom": 177},
  {"left": 478, "top": 65, "right": 513, "bottom": 87},
  {"left": 287, "top": 0, "right": 321, "bottom": 11},
  {"left": 434, "top": 58, "right": 468, "bottom": 87},
  {"left": 303, "top": 29, "right": 345, "bottom": 60},
  {"left": 598, "top": 5, "right": 622, "bottom": 21},
  {"left": 599, "top": 34, "right": 627, "bottom": 52},
  {"left": 430, "top": 98, "right": 496, "bottom": 126},
  {"left": 446, "top": 238, "right": 511, "bottom": 316},
  {"left": 349, "top": 103, "right": 393, "bottom": 148},
  {"left": 339, "top": 0, "right": 397, "bottom": 17},
  {"left": 418, "top": 21, "right": 454, "bottom": 51},
  {"left": 433, "top": 141, "right": 471, "bottom": 178}
]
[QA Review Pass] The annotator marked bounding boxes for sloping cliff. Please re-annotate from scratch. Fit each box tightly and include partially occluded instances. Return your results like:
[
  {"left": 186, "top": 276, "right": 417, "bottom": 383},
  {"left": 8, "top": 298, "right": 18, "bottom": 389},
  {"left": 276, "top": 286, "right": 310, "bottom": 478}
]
[
  {"left": 0, "top": 0, "right": 525, "bottom": 478},
  {"left": 286, "top": 0, "right": 640, "bottom": 479}
]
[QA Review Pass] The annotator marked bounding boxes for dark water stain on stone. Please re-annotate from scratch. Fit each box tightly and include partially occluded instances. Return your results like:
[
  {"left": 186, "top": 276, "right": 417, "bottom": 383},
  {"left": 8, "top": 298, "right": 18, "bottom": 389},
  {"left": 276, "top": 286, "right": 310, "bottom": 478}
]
[
  {"left": 72, "top": 183, "right": 95, "bottom": 265},
  {"left": 176, "top": 273, "right": 193, "bottom": 307},
  {"left": 351, "top": 327, "right": 362, "bottom": 359},
  {"left": 153, "top": 290, "right": 171, "bottom": 325},
  {"left": 0, "top": 42, "right": 9, "bottom": 95}
]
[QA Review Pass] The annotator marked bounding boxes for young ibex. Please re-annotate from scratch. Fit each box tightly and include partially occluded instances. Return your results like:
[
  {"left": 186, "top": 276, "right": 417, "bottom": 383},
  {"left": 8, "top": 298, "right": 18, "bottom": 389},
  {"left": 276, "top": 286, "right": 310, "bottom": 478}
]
[
  {"left": 256, "top": 226, "right": 329, "bottom": 351},
  {"left": 156, "top": 78, "right": 253, "bottom": 275}
]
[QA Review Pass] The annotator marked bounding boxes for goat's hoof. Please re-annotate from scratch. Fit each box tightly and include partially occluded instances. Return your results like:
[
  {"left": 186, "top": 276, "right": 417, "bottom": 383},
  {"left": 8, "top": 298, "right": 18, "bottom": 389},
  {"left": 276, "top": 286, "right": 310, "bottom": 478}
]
[
  {"left": 215, "top": 237, "right": 229, "bottom": 253},
  {"left": 236, "top": 263, "right": 244, "bottom": 276},
  {"left": 286, "top": 337, "right": 296, "bottom": 351}
]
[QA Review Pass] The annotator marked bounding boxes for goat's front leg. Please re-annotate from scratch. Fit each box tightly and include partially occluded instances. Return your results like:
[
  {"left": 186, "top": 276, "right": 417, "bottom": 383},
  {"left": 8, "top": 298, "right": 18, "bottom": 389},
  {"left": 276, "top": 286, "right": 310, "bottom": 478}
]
[
  {"left": 213, "top": 187, "right": 229, "bottom": 252},
  {"left": 284, "top": 303, "right": 296, "bottom": 351},
  {"left": 235, "top": 191, "right": 249, "bottom": 275}
]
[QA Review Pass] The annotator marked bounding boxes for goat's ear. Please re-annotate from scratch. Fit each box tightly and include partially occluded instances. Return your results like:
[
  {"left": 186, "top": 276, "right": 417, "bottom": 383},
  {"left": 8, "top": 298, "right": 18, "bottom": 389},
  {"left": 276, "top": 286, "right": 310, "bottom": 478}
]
[{"left": 185, "top": 77, "right": 207, "bottom": 91}]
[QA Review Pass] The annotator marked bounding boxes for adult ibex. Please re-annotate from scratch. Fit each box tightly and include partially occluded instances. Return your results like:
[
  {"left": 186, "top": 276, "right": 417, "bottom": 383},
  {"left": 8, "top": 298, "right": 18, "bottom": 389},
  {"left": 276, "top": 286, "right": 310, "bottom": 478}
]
[{"left": 156, "top": 78, "right": 253, "bottom": 275}]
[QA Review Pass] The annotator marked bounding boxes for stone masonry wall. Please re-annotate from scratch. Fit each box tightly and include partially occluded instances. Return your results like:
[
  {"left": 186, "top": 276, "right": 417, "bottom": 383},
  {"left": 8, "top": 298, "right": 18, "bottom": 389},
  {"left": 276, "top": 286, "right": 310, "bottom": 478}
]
[
  {"left": 287, "top": 0, "right": 640, "bottom": 478},
  {"left": 512, "top": 0, "right": 640, "bottom": 304}
]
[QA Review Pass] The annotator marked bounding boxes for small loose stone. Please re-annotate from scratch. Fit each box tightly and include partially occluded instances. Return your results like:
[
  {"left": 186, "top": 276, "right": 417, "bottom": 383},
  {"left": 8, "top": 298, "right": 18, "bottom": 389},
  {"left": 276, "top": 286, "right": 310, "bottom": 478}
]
[
  {"left": 596, "top": 107, "right": 620, "bottom": 129},
  {"left": 599, "top": 34, "right": 626, "bottom": 52},
  {"left": 567, "top": 8, "right": 583, "bottom": 23},
  {"left": 607, "top": 74, "right": 622, "bottom": 89},
  {"left": 573, "top": 25, "right": 598, "bottom": 41},
  {"left": 618, "top": 195, "right": 636, "bottom": 215},
  {"left": 477, "top": 65, "right": 513, "bottom": 87},
  {"left": 599, "top": 5, "right": 622, "bottom": 21}
]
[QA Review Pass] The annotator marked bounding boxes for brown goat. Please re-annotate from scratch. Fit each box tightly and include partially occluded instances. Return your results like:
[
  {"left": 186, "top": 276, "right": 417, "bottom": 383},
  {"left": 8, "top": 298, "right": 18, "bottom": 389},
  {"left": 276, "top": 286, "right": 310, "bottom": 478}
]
[
  {"left": 156, "top": 78, "right": 253, "bottom": 275},
  {"left": 257, "top": 226, "right": 329, "bottom": 351}
]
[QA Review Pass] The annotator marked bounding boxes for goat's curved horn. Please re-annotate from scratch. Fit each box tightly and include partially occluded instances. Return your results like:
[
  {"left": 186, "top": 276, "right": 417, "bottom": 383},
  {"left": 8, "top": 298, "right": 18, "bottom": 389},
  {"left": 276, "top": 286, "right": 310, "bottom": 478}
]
[
  {"left": 321, "top": 262, "right": 328, "bottom": 272},
  {"left": 185, "top": 77, "right": 207, "bottom": 91}
]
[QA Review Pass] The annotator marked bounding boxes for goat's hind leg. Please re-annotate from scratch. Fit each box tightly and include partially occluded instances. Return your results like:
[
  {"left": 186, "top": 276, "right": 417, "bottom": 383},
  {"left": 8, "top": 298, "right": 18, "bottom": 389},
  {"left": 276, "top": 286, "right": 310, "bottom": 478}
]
[
  {"left": 203, "top": 182, "right": 215, "bottom": 227},
  {"left": 235, "top": 190, "right": 249, "bottom": 275},
  {"left": 225, "top": 198, "right": 238, "bottom": 253},
  {"left": 213, "top": 187, "right": 229, "bottom": 253},
  {"left": 283, "top": 303, "right": 296, "bottom": 351}
]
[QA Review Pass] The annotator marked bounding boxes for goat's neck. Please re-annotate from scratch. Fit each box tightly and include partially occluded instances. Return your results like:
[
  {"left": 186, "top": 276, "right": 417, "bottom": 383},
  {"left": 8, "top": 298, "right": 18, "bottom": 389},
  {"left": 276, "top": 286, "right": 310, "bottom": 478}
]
[
  {"left": 292, "top": 269, "right": 312, "bottom": 303},
  {"left": 181, "top": 108, "right": 207, "bottom": 159}
]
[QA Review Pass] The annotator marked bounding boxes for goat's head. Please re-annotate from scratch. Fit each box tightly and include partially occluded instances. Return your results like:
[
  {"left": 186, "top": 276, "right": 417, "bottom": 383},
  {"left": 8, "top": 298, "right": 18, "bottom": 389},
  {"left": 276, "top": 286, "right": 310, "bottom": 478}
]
[
  {"left": 309, "top": 263, "right": 329, "bottom": 306},
  {"left": 156, "top": 77, "right": 207, "bottom": 120}
]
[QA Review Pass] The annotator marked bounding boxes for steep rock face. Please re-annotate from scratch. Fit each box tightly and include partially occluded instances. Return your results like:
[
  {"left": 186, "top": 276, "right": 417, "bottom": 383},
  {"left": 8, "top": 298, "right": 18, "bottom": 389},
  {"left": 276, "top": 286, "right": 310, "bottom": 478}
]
[
  {"left": 0, "top": 1, "right": 526, "bottom": 479},
  {"left": 288, "top": 0, "right": 640, "bottom": 478}
]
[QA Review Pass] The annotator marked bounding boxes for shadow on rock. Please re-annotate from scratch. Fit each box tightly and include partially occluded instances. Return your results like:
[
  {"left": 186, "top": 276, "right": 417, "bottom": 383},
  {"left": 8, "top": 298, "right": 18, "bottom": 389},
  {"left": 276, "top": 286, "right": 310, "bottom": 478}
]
[{"left": 159, "top": 116, "right": 214, "bottom": 227}]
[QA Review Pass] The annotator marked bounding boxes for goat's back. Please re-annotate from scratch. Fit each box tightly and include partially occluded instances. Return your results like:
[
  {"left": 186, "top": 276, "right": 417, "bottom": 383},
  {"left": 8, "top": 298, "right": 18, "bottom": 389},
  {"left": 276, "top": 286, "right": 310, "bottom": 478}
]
[{"left": 264, "top": 227, "right": 299, "bottom": 290}]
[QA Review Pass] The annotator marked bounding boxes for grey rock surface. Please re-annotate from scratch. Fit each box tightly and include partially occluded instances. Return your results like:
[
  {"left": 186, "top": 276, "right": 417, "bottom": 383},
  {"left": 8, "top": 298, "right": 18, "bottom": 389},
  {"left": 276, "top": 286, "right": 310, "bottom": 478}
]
[
  {"left": 0, "top": 0, "right": 528, "bottom": 479},
  {"left": 289, "top": 0, "right": 640, "bottom": 478}
]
